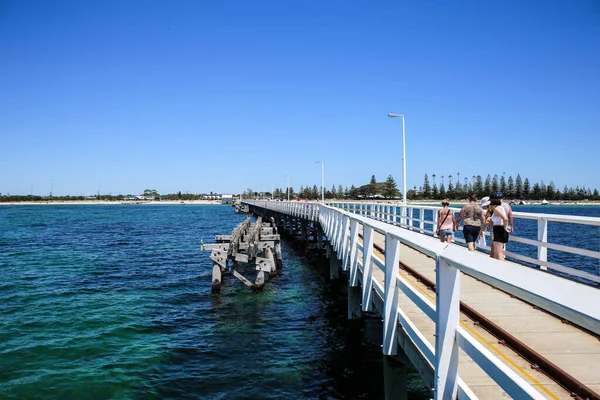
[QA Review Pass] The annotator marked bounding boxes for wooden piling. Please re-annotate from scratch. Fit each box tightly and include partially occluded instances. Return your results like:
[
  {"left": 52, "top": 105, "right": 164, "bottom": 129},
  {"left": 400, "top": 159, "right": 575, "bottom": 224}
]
[{"left": 201, "top": 215, "right": 283, "bottom": 293}]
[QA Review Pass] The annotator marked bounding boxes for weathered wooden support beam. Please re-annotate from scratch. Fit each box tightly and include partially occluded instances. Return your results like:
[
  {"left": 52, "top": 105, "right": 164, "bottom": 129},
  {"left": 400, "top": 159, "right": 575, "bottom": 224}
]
[
  {"left": 265, "top": 247, "right": 276, "bottom": 275},
  {"left": 232, "top": 269, "right": 255, "bottom": 288},
  {"left": 274, "top": 242, "right": 282, "bottom": 268},
  {"left": 256, "top": 256, "right": 275, "bottom": 272},
  {"left": 260, "top": 234, "right": 280, "bottom": 241},
  {"left": 260, "top": 227, "right": 275, "bottom": 235},
  {"left": 215, "top": 235, "right": 232, "bottom": 242},
  {"left": 234, "top": 253, "right": 249, "bottom": 263},
  {"left": 255, "top": 270, "right": 266, "bottom": 287},
  {"left": 210, "top": 250, "right": 227, "bottom": 269},
  {"left": 211, "top": 265, "right": 221, "bottom": 294},
  {"left": 201, "top": 243, "right": 230, "bottom": 251},
  {"left": 256, "top": 241, "right": 275, "bottom": 250},
  {"left": 270, "top": 217, "right": 278, "bottom": 234}
]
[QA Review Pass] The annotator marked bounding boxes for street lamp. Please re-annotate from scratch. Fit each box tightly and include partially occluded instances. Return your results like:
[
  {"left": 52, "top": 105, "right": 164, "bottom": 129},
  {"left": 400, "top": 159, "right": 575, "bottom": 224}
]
[
  {"left": 283, "top": 174, "right": 290, "bottom": 201},
  {"left": 388, "top": 113, "right": 407, "bottom": 219},
  {"left": 315, "top": 160, "right": 325, "bottom": 202}
]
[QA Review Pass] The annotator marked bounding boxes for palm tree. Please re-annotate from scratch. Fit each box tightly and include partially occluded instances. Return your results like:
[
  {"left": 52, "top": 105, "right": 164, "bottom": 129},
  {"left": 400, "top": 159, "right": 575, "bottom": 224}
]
[{"left": 432, "top": 174, "right": 436, "bottom": 186}]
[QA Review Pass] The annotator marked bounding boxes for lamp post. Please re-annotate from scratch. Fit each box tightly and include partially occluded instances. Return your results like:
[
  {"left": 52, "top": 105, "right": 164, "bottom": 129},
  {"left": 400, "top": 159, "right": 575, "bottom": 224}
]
[
  {"left": 388, "top": 113, "right": 407, "bottom": 221},
  {"left": 315, "top": 160, "right": 325, "bottom": 202},
  {"left": 284, "top": 174, "right": 290, "bottom": 201}
]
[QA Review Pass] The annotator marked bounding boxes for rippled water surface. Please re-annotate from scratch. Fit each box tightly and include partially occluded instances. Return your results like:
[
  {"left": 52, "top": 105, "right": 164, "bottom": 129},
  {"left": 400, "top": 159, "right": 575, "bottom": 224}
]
[{"left": 0, "top": 204, "right": 430, "bottom": 399}]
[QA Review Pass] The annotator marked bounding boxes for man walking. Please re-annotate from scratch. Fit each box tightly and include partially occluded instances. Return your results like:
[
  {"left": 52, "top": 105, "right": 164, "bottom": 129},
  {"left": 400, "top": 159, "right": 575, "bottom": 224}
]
[{"left": 455, "top": 194, "right": 485, "bottom": 251}]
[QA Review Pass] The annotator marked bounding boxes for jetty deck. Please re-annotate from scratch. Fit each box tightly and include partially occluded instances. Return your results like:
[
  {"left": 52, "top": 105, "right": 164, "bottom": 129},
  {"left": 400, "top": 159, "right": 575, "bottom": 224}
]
[
  {"left": 367, "top": 230, "right": 599, "bottom": 399},
  {"left": 240, "top": 200, "right": 600, "bottom": 399}
]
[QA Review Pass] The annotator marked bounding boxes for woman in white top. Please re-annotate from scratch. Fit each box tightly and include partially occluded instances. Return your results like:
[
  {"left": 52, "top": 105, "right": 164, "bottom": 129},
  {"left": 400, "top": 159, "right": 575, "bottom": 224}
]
[{"left": 480, "top": 198, "right": 509, "bottom": 261}]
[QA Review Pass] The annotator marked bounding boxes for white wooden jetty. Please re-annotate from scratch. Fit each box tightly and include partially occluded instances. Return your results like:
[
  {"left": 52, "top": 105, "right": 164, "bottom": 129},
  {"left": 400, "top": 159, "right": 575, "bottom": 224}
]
[{"left": 242, "top": 200, "right": 600, "bottom": 400}]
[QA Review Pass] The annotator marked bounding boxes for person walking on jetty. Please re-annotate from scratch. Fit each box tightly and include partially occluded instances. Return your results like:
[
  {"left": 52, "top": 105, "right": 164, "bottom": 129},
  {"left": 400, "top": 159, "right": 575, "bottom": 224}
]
[
  {"left": 477, "top": 196, "right": 491, "bottom": 249},
  {"left": 497, "top": 191, "right": 514, "bottom": 234},
  {"left": 480, "top": 197, "right": 509, "bottom": 260},
  {"left": 455, "top": 194, "right": 485, "bottom": 251},
  {"left": 436, "top": 199, "right": 455, "bottom": 243}
]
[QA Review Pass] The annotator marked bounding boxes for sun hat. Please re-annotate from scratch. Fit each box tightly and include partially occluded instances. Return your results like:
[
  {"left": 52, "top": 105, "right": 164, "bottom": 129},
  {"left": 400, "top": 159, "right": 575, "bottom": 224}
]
[{"left": 481, "top": 196, "right": 490, "bottom": 207}]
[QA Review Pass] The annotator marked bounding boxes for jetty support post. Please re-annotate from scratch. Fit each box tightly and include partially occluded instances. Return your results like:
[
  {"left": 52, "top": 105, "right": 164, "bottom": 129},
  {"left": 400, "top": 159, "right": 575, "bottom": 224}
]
[
  {"left": 347, "top": 219, "right": 361, "bottom": 320},
  {"left": 211, "top": 264, "right": 221, "bottom": 294},
  {"left": 384, "top": 356, "right": 408, "bottom": 400},
  {"left": 327, "top": 242, "right": 340, "bottom": 280},
  {"left": 316, "top": 225, "right": 323, "bottom": 251}
]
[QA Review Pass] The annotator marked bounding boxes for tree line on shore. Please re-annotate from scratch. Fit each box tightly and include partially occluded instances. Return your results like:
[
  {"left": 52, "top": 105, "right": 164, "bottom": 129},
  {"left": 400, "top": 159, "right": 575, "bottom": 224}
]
[
  {"left": 244, "top": 175, "right": 401, "bottom": 201},
  {"left": 415, "top": 173, "right": 600, "bottom": 201},
  {"left": 245, "top": 172, "right": 599, "bottom": 202},
  {"left": 2, "top": 173, "right": 598, "bottom": 203}
]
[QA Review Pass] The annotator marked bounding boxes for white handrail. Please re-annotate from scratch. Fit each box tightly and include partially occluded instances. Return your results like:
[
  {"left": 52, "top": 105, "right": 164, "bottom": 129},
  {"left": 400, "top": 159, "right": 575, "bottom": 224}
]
[
  {"left": 243, "top": 199, "right": 600, "bottom": 399},
  {"left": 327, "top": 201, "right": 600, "bottom": 284}
]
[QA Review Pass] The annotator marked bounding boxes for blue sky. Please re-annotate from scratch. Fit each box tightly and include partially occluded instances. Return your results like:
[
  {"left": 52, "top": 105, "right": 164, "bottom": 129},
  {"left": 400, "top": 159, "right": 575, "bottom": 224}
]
[{"left": 1, "top": 0, "right": 599, "bottom": 196}]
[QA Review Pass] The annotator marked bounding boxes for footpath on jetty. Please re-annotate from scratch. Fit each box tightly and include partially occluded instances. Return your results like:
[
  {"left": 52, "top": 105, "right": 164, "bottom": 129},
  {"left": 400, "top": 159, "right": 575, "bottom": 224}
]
[{"left": 224, "top": 200, "right": 600, "bottom": 400}]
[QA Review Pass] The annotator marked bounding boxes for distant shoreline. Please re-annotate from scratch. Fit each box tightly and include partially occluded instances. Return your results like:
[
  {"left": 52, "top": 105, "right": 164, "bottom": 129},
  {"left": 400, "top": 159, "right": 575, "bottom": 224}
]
[
  {"left": 2, "top": 199, "right": 600, "bottom": 206},
  {"left": 0, "top": 200, "right": 225, "bottom": 206}
]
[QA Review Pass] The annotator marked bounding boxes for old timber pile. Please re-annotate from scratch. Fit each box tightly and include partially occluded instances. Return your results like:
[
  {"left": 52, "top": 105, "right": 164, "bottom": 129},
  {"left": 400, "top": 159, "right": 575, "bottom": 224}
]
[{"left": 201, "top": 216, "right": 282, "bottom": 294}]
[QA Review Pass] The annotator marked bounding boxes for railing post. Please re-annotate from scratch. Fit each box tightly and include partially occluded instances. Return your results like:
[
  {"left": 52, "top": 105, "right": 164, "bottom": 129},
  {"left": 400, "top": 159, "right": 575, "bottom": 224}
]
[
  {"left": 434, "top": 255, "right": 460, "bottom": 400},
  {"left": 348, "top": 219, "right": 360, "bottom": 286},
  {"left": 383, "top": 233, "right": 400, "bottom": 355},
  {"left": 433, "top": 208, "right": 439, "bottom": 237},
  {"left": 362, "top": 225, "right": 374, "bottom": 312},
  {"left": 340, "top": 216, "right": 350, "bottom": 268},
  {"left": 409, "top": 208, "right": 414, "bottom": 230},
  {"left": 419, "top": 207, "right": 425, "bottom": 233},
  {"left": 331, "top": 212, "right": 340, "bottom": 252},
  {"left": 537, "top": 218, "right": 548, "bottom": 271}
]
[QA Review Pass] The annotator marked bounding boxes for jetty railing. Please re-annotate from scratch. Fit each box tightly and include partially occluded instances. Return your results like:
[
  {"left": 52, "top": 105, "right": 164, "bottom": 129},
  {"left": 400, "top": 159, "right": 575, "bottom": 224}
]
[
  {"left": 327, "top": 201, "right": 600, "bottom": 284},
  {"left": 243, "top": 199, "right": 600, "bottom": 399}
]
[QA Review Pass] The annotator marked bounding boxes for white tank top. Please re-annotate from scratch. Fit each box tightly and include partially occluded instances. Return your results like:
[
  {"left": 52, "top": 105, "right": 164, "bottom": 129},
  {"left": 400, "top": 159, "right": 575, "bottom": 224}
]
[{"left": 491, "top": 206, "right": 507, "bottom": 226}]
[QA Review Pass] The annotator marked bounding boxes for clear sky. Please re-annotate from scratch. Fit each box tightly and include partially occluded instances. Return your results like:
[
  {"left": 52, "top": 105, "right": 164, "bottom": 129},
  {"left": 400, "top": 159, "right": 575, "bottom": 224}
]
[{"left": 1, "top": 0, "right": 599, "bottom": 196}]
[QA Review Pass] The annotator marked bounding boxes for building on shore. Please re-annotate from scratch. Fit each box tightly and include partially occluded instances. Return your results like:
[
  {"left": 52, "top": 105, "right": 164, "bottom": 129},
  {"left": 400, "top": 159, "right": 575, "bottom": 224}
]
[{"left": 221, "top": 194, "right": 233, "bottom": 205}]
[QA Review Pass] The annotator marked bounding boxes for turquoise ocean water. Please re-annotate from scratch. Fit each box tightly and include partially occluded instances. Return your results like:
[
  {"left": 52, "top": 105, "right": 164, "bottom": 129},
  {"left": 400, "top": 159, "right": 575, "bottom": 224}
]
[{"left": 0, "top": 204, "right": 430, "bottom": 399}]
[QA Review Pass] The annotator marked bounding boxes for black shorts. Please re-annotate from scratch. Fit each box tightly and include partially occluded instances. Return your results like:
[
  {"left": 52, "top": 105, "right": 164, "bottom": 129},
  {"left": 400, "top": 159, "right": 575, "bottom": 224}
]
[
  {"left": 493, "top": 225, "right": 509, "bottom": 243},
  {"left": 463, "top": 225, "right": 481, "bottom": 243}
]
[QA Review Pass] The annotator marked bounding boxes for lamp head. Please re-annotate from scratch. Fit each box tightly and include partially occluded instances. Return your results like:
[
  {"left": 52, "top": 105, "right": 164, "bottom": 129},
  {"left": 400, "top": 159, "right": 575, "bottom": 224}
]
[{"left": 388, "top": 113, "right": 403, "bottom": 118}]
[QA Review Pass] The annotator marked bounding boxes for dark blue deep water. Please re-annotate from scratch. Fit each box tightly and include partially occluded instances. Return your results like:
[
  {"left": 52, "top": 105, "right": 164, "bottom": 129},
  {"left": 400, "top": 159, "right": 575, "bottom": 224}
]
[{"left": 0, "top": 205, "right": 429, "bottom": 399}]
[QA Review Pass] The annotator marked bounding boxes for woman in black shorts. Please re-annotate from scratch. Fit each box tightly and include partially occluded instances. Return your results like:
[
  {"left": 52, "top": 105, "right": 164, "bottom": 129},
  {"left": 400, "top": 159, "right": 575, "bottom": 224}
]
[
  {"left": 455, "top": 194, "right": 485, "bottom": 251},
  {"left": 480, "top": 198, "right": 509, "bottom": 261}
]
